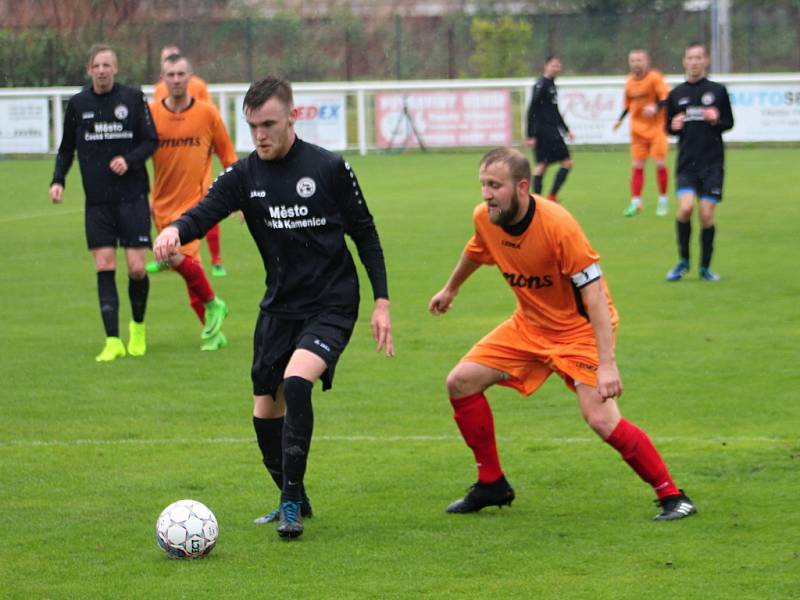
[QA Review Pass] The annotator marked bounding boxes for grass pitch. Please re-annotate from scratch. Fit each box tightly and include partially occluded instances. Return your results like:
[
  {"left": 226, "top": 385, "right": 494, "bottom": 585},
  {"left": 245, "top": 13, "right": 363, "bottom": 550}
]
[{"left": 1, "top": 147, "right": 798, "bottom": 599}]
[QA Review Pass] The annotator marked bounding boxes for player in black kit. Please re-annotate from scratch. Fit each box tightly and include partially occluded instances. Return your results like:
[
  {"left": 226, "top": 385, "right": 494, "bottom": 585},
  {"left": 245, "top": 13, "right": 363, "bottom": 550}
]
[
  {"left": 50, "top": 44, "right": 158, "bottom": 361},
  {"left": 153, "top": 77, "right": 393, "bottom": 540},
  {"left": 665, "top": 43, "right": 734, "bottom": 282},
  {"left": 525, "top": 56, "right": 575, "bottom": 202}
]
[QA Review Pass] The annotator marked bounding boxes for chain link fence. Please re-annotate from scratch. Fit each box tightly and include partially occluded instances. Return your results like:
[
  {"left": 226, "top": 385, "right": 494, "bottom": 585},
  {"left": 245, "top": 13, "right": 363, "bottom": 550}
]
[{"left": 2, "top": 3, "right": 799, "bottom": 87}]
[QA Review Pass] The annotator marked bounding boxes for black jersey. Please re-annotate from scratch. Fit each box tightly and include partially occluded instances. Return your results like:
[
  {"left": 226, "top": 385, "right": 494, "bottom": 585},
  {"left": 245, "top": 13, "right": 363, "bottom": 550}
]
[
  {"left": 51, "top": 83, "right": 158, "bottom": 205},
  {"left": 666, "top": 78, "right": 734, "bottom": 173},
  {"left": 526, "top": 76, "right": 569, "bottom": 138},
  {"left": 173, "top": 137, "right": 388, "bottom": 318}
]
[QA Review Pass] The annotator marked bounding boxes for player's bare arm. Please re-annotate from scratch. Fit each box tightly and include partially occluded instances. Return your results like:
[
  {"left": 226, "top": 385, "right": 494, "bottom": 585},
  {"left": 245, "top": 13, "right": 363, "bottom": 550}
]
[
  {"left": 371, "top": 298, "right": 394, "bottom": 357},
  {"left": 670, "top": 113, "right": 686, "bottom": 131},
  {"left": 429, "top": 254, "right": 482, "bottom": 316},
  {"left": 49, "top": 183, "right": 64, "bottom": 204},
  {"left": 153, "top": 226, "right": 182, "bottom": 262},
  {"left": 580, "top": 278, "right": 622, "bottom": 401}
]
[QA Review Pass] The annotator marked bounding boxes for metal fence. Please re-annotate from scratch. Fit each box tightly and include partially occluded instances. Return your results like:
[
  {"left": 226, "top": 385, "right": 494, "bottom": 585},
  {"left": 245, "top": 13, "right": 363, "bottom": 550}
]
[{"left": 2, "top": 3, "right": 800, "bottom": 87}]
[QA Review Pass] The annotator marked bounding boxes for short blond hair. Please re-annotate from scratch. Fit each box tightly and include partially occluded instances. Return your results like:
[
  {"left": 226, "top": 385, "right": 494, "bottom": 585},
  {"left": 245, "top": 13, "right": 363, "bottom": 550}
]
[{"left": 87, "top": 43, "right": 116, "bottom": 66}]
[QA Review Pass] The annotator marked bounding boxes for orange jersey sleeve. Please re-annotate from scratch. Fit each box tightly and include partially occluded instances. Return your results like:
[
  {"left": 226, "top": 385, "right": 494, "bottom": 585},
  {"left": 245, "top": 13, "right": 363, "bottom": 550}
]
[
  {"left": 468, "top": 197, "right": 618, "bottom": 338},
  {"left": 153, "top": 80, "right": 168, "bottom": 102},
  {"left": 625, "top": 69, "right": 669, "bottom": 139},
  {"left": 189, "top": 76, "right": 210, "bottom": 102},
  {"left": 149, "top": 98, "right": 237, "bottom": 225}
]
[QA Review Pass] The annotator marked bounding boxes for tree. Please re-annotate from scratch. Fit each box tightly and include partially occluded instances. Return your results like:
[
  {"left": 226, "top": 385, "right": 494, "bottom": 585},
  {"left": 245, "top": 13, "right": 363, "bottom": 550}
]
[{"left": 469, "top": 15, "right": 532, "bottom": 78}]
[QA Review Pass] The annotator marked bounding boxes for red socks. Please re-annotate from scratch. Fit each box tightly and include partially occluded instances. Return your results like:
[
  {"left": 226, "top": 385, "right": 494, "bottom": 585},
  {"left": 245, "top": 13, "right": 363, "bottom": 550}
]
[
  {"left": 206, "top": 224, "right": 222, "bottom": 265},
  {"left": 657, "top": 166, "right": 669, "bottom": 195},
  {"left": 605, "top": 418, "right": 680, "bottom": 499},
  {"left": 450, "top": 392, "right": 503, "bottom": 483},
  {"left": 188, "top": 289, "right": 205, "bottom": 323},
  {"left": 175, "top": 257, "right": 214, "bottom": 323},
  {"left": 631, "top": 167, "right": 644, "bottom": 197}
]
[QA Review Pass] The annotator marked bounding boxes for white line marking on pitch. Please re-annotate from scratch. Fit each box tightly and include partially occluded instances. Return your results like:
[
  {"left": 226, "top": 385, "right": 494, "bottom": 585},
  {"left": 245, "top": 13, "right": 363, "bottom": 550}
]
[
  {"left": 0, "top": 435, "right": 792, "bottom": 449},
  {"left": 0, "top": 208, "right": 83, "bottom": 224}
]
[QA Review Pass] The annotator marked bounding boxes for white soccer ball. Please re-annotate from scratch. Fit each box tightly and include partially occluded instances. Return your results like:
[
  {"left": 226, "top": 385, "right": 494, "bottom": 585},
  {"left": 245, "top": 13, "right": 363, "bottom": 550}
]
[{"left": 155, "top": 499, "right": 218, "bottom": 559}]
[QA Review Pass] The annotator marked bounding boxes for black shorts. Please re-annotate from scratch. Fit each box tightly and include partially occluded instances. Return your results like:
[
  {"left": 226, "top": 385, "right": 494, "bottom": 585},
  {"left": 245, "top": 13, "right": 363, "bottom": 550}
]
[
  {"left": 534, "top": 133, "right": 570, "bottom": 164},
  {"left": 251, "top": 310, "right": 357, "bottom": 397},
  {"left": 676, "top": 163, "right": 725, "bottom": 203},
  {"left": 85, "top": 195, "right": 152, "bottom": 249}
]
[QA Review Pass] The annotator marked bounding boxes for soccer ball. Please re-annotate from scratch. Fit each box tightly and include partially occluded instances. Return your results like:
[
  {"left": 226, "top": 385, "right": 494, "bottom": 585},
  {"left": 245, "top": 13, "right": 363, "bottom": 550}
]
[{"left": 155, "top": 499, "right": 218, "bottom": 559}]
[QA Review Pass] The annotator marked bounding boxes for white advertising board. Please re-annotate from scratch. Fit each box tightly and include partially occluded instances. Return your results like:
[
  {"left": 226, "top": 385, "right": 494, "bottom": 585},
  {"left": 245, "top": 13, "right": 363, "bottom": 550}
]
[
  {"left": 235, "top": 93, "right": 347, "bottom": 152},
  {"left": 725, "top": 83, "right": 800, "bottom": 142},
  {"left": 552, "top": 81, "right": 800, "bottom": 144},
  {"left": 556, "top": 86, "right": 629, "bottom": 145},
  {"left": 0, "top": 98, "right": 49, "bottom": 153},
  {"left": 374, "top": 90, "right": 513, "bottom": 148}
]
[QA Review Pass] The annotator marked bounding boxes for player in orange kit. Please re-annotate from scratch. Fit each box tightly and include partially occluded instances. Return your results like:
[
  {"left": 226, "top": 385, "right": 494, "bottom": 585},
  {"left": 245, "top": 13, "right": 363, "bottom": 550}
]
[
  {"left": 614, "top": 49, "right": 671, "bottom": 217},
  {"left": 152, "top": 45, "right": 211, "bottom": 103},
  {"left": 429, "top": 147, "right": 695, "bottom": 521},
  {"left": 149, "top": 45, "right": 228, "bottom": 275},
  {"left": 149, "top": 53, "right": 238, "bottom": 350}
]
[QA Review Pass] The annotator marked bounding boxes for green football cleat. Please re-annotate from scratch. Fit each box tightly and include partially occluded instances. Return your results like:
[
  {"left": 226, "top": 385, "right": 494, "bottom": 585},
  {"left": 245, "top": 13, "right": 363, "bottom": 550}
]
[
  {"left": 95, "top": 337, "right": 126, "bottom": 362},
  {"left": 127, "top": 321, "right": 146, "bottom": 356},
  {"left": 202, "top": 297, "right": 229, "bottom": 340},
  {"left": 656, "top": 201, "right": 668, "bottom": 217},
  {"left": 623, "top": 202, "right": 642, "bottom": 217},
  {"left": 145, "top": 260, "right": 169, "bottom": 274},
  {"left": 211, "top": 264, "right": 227, "bottom": 277},
  {"left": 201, "top": 332, "right": 228, "bottom": 351}
]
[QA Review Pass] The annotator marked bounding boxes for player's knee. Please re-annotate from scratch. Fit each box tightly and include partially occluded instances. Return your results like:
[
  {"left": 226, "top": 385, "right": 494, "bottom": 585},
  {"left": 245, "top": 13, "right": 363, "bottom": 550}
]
[
  {"left": 562, "top": 160, "right": 573, "bottom": 169},
  {"left": 128, "top": 266, "right": 147, "bottom": 280},
  {"left": 253, "top": 394, "right": 283, "bottom": 419},
  {"left": 581, "top": 406, "right": 616, "bottom": 438},
  {"left": 446, "top": 368, "right": 475, "bottom": 399}
]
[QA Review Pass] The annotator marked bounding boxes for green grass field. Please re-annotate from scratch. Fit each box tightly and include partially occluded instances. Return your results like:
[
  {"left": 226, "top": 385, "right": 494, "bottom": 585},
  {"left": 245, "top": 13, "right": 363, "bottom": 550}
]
[{"left": 1, "top": 147, "right": 798, "bottom": 599}]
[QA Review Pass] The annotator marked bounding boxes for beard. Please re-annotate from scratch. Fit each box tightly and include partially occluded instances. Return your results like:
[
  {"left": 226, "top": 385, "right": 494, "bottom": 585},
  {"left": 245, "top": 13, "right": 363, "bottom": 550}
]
[{"left": 488, "top": 194, "right": 519, "bottom": 227}]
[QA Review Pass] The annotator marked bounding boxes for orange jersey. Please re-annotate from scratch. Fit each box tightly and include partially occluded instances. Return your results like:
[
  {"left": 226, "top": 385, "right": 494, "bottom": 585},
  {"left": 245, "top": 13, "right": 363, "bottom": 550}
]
[
  {"left": 152, "top": 75, "right": 210, "bottom": 103},
  {"left": 624, "top": 69, "right": 669, "bottom": 139},
  {"left": 149, "top": 98, "right": 238, "bottom": 226},
  {"left": 464, "top": 197, "right": 618, "bottom": 340}
]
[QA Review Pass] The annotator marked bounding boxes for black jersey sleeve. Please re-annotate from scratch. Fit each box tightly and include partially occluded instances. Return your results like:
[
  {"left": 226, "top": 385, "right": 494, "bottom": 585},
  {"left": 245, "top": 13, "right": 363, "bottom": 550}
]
[
  {"left": 665, "top": 89, "right": 681, "bottom": 136},
  {"left": 526, "top": 81, "right": 544, "bottom": 137},
  {"left": 173, "top": 166, "right": 244, "bottom": 244},
  {"left": 334, "top": 158, "right": 389, "bottom": 300},
  {"left": 123, "top": 92, "right": 158, "bottom": 169},
  {"left": 51, "top": 99, "right": 78, "bottom": 186},
  {"left": 716, "top": 85, "right": 735, "bottom": 132}
]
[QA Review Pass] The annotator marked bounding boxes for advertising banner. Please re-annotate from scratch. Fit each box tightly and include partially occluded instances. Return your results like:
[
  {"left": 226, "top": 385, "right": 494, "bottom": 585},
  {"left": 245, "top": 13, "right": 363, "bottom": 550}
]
[
  {"left": 553, "top": 81, "right": 800, "bottom": 144},
  {"left": 0, "top": 98, "right": 49, "bottom": 153},
  {"left": 725, "top": 83, "right": 800, "bottom": 142},
  {"left": 556, "top": 86, "right": 629, "bottom": 145},
  {"left": 374, "top": 90, "right": 512, "bottom": 148},
  {"left": 235, "top": 93, "right": 347, "bottom": 152}
]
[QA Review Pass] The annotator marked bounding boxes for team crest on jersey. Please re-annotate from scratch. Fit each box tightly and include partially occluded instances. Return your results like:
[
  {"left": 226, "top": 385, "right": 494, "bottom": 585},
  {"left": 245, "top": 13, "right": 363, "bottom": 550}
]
[
  {"left": 296, "top": 177, "right": 316, "bottom": 198},
  {"left": 114, "top": 104, "right": 129, "bottom": 120},
  {"left": 701, "top": 92, "right": 715, "bottom": 106}
]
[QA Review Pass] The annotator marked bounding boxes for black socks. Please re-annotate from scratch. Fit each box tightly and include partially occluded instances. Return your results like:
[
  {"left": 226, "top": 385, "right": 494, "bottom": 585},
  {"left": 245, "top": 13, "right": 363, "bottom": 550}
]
[
  {"left": 97, "top": 270, "right": 119, "bottom": 337},
  {"left": 281, "top": 376, "right": 314, "bottom": 502},
  {"left": 128, "top": 275, "right": 149, "bottom": 323}
]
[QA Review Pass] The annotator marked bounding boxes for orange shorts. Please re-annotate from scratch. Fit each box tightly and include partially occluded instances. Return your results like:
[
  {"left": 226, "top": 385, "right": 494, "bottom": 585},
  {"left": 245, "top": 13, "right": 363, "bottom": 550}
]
[
  {"left": 631, "top": 133, "right": 668, "bottom": 162},
  {"left": 461, "top": 314, "right": 604, "bottom": 395},
  {"left": 154, "top": 212, "right": 201, "bottom": 260}
]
